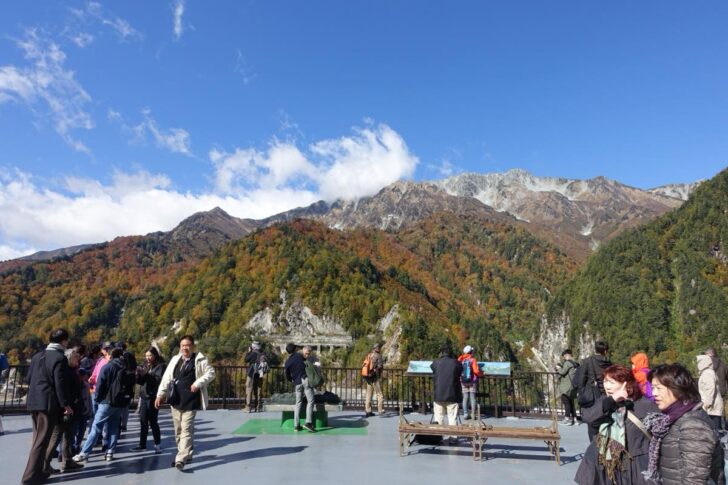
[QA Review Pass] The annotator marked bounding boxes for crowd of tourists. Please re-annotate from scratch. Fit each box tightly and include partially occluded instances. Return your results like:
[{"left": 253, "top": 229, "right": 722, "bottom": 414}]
[
  {"left": 19, "top": 329, "right": 216, "bottom": 484},
  {"left": 557, "top": 341, "right": 727, "bottom": 484},
  {"left": 11, "top": 327, "right": 728, "bottom": 484}
]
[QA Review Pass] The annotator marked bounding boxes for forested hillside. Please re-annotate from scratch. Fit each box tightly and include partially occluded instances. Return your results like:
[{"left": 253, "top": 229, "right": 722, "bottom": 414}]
[
  {"left": 0, "top": 211, "right": 574, "bottom": 365},
  {"left": 546, "top": 168, "right": 728, "bottom": 365}
]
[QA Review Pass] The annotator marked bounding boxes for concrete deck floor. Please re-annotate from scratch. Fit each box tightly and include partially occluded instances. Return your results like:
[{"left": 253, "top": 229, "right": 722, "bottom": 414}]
[{"left": 1, "top": 410, "right": 590, "bottom": 484}]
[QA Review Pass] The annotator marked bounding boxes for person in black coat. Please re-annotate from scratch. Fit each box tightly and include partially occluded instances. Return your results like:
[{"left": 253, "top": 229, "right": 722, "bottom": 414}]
[
  {"left": 575, "top": 364, "right": 659, "bottom": 485},
  {"left": 133, "top": 347, "right": 165, "bottom": 452},
  {"left": 244, "top": 342, "right": 263, "bottom": 413},
  {"left": 43, "top": 348, "right": 85, "bottom": 473},
  {"left": 284, "top": 343, "right": 316, "bottom": 433},
  {"left": 22, "top": 328, "right": 75, "bottom": 485},
  {"left": 578, "top": 340, "right": 613, "bottom": 441},
  {"left": 430, "top": 343, "right": 462, "bottom": 439}
]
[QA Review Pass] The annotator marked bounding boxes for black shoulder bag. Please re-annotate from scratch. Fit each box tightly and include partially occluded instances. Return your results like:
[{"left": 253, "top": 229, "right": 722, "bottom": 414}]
[{"left": 576, "top": 358, "right": 600, "bottom": 408}]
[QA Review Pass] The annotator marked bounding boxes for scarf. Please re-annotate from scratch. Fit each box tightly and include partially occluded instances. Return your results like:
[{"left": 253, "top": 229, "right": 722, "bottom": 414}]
[
  {"left": 46, "top": 343, "right": 65, "bottom": 352},
  {"left": 596, "top": 409, "right": 630, "bottom": 481},
  {"left": 641, "top": 400, "right": 698, "bottom": 482}
]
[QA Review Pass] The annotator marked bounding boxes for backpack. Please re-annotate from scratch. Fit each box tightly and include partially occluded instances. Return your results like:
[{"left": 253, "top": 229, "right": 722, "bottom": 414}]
[
  {"left": 255, "top": 353, "right": 270, "bottom": 378},
  {"left": 461, "top": 357, "right": 474, "bottom": 384},
  {"left": 108, "top": 364, "right": 136, "bottom": 407},
  {"left": 361, "top": 353, "right": 375, "bottom": 378},
  {"left": 305, "top": 360, "right": 325, "bottom": 388},
  {"left": 575, "top": 357, "right": 600, "bottom": 408}
]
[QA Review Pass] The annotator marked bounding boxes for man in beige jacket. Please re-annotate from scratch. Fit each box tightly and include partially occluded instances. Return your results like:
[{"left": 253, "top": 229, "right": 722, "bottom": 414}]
[
  {"left": 697, "top": 354, "right": 724, "bottom": 430},
  {"left": 156, "top": 335, "right": 215, "bottom": 471}
]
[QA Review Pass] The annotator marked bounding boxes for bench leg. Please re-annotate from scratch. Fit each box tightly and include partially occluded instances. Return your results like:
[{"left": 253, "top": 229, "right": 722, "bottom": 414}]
[
  {"left": 555, "top": 440, "right": 561, "bottom": 465},
  {"left": 399, "top": 432, "right": 404, "bottom": 457}
]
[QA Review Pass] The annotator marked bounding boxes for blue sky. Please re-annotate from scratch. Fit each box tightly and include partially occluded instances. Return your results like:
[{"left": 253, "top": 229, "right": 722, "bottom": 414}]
[{"left": 0, "top": 1, "right": 727, "bottom": 259}]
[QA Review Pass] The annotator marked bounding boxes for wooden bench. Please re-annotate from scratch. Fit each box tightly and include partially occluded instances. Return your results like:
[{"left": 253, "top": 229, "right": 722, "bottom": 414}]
[
  {"left": 397, "top": 404, "right": 561, "bottom": 464},
  {"left": 480, "top": 424, "right": 561, "bottom": 464},
  {"left": 262, "top": 402, "right": 344, "bottom": 428},
  {"left": 398, "top": 404, "right": 485, "bottom": 460}
]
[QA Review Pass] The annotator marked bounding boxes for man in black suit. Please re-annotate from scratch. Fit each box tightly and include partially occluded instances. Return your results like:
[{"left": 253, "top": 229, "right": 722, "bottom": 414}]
[{"left": 21, "top": 329, "right": 74, "bottom": 484}]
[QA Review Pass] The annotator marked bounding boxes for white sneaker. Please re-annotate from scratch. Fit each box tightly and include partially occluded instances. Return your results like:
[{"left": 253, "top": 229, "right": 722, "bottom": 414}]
[
  {"left": 105, "top": 452, "right": 113, "bottom": 462},
  {"left": 154, "top": 444, "right": 162, "bottom": 454},
  {"left": 72, "top": 453, "right": 87, "bottom": 463}
]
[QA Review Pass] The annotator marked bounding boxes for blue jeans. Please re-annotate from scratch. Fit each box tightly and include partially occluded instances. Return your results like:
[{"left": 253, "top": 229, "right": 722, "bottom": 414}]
[
  {"left": 89, "top": 395, "right": 109, "bottom": 446},
  {"left": 81, "top": 403, "right": 122, "bottom": 455}
]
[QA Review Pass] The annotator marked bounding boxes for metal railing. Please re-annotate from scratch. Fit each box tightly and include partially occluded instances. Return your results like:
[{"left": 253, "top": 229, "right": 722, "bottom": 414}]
[{"left": 1, "top": 365, "right": 564, "bottom": 419}]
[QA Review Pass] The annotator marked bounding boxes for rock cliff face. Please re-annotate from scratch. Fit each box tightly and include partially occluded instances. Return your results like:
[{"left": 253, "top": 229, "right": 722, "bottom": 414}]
[
  {"left": 245, "top": 291, "right": 353, "bottom": 351},
  {"left": 531, "top": 312, "right": 596, "bottom": 369},
  {"left": 439, "top": 170, "right": 685, "bottom": 260}
]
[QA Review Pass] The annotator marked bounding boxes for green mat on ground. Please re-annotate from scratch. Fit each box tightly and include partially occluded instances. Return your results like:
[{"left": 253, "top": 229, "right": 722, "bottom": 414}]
[{"left": 233, "top": 418, "right": 368, "bottom": 436}]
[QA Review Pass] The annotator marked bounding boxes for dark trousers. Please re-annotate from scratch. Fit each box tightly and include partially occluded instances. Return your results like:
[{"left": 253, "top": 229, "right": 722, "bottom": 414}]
[
  {"left": 710, "top": 415, "right": 722, "bottom": 430},
  {"left": 46, "top": 419, "right": 73, "bottom": 468},
  {"left": 22, "top": 411, "right": 56, "bottom": 484},
  {"left": 560, "top": 394, "right": 576, "bottom": 420},
  {"left": 139, "top": 398, "right": 161, "bottom": 447}
]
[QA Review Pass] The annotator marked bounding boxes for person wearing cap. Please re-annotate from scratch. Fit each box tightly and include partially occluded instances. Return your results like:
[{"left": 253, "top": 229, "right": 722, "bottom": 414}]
[
  {"left": 244, "top": 341, "right": 263, "bottom": 413},
  {"left": 555, "top": 349, "right": 579, "bottom": 426},
  {"left": 457, "top": 345, "right": 483, "bottom": 420},
  {"left": 363, "top": 343, "right": 385, "bottom": 418}
]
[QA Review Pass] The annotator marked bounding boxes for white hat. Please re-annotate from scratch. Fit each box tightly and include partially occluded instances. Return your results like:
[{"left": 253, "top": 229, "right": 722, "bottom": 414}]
[{"left": 463, "top": 345, "right": 473, "bottom": 354}]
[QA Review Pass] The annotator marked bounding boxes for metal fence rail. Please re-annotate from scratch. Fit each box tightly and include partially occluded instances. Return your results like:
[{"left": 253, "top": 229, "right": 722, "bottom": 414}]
[{"left": 1, "top": 365, "right": 563, "bottom": 419}]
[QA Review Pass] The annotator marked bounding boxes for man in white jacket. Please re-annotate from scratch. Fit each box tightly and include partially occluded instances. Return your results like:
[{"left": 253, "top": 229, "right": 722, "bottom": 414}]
[
  {"left": 155, "top": 335, "right": 215, "bottom": 471},
  {"left": 697, "top": 354, "right": 724, "bottom": 430}
]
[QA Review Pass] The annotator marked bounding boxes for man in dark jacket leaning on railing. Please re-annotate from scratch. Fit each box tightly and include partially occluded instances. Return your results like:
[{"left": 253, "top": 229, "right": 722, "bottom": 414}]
[{"left": 430, "top": 343, "right": 462, "bottom": 443}]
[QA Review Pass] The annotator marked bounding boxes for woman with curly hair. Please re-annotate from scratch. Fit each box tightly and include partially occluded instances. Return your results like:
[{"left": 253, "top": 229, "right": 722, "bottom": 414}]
[{"left": 575, "top": 364, "right": 659, "bottom": 484}]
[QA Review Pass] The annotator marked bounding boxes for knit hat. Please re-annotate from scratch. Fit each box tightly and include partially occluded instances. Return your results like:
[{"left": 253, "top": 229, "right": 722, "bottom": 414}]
[{"left": 463, "top": 345, "right": 473, "bottom": 354}]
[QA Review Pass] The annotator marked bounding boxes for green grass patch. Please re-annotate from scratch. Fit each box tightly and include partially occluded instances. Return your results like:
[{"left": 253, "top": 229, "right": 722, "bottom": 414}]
[{"left": 233, "top": 417, "right": 368, "bottom": 436}]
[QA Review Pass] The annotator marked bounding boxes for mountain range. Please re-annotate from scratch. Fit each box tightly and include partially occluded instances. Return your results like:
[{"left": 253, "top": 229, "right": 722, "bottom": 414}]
[
  {"left": 0, "top": 169, "right": 697, "bottom": 273},
  {"left": 0, "top": 168, "right": 711, "bottom": 367}
]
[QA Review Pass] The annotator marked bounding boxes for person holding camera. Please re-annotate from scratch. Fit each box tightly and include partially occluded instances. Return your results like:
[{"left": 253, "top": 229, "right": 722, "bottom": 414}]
[
  {"left": 575, "top": 364, "right": 659, "bottom": 484},
  {"left": 244, "top": 342, "right": 264, "bottom": 413},
  {"left": 556, "top": 349, "right": 579, "bottom": 426},
  {"left": 132, "top": 347, "right": 165, "bottom": 453}
]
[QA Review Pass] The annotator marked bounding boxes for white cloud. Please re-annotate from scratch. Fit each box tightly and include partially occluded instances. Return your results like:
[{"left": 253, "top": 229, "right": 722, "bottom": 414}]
[
  {"left": 109, "top": 108, "right": 192, "bottom": 155},
  {"left": 212, "top": 123, "right": 418, "bottom": 201},
  {"left": 311, "top": 124, "right": 418, "bottom": 200},
  {"left": 0, "top": 244, "right": 38, "bottom": 262},
  {"left": 0, "top": 30, "right": 93, "bottom": 153},
  {"left": 86, "top": 2, "right": 142, "bottom": 41},
  {"left": 0, "top": 167, "right": 318, "bottom": 258},
  {"left": 173, "top": 0, "right": 186, "bottom": 40},
  {"left": 0, "top": 122, "right": 419, "bottom": 258}
]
